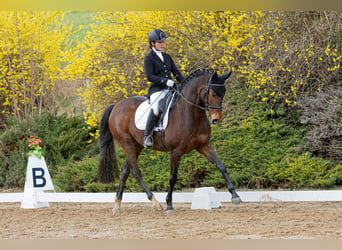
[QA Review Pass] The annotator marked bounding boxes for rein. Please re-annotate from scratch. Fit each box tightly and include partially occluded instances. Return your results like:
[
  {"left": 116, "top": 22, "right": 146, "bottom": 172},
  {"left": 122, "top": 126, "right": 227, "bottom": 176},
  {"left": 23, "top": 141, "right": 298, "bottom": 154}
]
[{"left": 173, "top": 88, "right": 207, "bottom": 111}]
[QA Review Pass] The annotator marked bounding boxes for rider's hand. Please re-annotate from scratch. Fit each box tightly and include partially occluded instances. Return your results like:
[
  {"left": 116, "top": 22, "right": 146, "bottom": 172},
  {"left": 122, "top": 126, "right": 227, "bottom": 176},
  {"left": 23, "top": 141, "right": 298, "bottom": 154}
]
[{"left": 166, "top": 79, "right": 174, "bottom": 88}]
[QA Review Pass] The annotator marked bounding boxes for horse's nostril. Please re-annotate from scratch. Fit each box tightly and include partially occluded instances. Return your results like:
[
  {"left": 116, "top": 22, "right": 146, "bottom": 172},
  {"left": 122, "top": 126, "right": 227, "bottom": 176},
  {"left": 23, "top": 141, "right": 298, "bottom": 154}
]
[{"left": 212, "top": 119, "right": 219, "bottom": 124}]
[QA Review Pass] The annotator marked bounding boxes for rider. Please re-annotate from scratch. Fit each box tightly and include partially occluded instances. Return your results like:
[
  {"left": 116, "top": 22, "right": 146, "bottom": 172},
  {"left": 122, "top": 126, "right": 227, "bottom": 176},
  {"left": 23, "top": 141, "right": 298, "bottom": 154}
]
[{"left": 143, "top": 29, "right": 184, "bottom": 148}]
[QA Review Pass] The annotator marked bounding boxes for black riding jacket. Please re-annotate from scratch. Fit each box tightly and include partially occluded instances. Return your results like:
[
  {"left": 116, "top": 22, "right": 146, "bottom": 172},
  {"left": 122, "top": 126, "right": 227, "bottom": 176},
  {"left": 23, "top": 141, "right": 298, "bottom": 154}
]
[{"left": 144, "top": 49, "right": 184, "bottom": 98}]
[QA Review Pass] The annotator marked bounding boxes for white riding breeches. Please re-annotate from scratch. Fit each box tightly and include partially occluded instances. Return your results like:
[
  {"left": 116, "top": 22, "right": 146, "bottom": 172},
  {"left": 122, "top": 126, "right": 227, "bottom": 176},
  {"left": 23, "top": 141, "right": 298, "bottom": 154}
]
[{"left": 149, "top": 89, "right": 169, "bottom": 115}]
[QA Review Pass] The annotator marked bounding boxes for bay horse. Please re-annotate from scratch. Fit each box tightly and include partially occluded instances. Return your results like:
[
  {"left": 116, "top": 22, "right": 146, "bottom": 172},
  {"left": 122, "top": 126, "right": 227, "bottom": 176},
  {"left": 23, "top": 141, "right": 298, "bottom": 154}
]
[{"left": 99, "top": 69, "right": 242, "bottom": 213}]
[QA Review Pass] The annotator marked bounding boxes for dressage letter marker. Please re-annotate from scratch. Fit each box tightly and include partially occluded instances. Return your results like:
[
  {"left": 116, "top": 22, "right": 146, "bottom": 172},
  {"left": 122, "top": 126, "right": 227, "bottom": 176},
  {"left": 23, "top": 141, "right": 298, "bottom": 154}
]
[
  {"left": 20, "top": 154, "right": 54, "bottom": 209},
  {"left": 32, "top": 168, "right": 47, "bottom": 188}
]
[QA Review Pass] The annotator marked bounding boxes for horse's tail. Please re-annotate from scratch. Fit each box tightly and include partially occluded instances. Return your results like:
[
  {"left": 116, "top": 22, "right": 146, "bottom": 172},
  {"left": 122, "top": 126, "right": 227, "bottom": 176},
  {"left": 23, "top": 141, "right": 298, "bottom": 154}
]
[{"left": 98, "top": 104, "right": 119, "bottom": 183}]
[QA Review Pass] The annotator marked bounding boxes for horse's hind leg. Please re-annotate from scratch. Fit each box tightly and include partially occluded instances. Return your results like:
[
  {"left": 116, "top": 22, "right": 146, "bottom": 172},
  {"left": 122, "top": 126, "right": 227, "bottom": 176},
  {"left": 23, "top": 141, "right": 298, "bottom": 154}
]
[
  {"left": 129, "top": 161, "right": 162, "bottom": 211},
  {"left": 113, "top": 160, "right": 131, "bottom": 214},
  {"left": 124, "top": 142, "right": 162, "bottom": 211}
]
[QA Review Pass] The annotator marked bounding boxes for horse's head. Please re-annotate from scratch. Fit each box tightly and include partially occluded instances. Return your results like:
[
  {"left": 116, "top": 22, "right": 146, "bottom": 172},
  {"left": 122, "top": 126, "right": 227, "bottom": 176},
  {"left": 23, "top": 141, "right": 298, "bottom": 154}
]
[
  {"left": 179, "top": 69, "right": 232, "bottom": 124},
  {"left": 207, "top": 70, "right": 232, "bottom": 124}
]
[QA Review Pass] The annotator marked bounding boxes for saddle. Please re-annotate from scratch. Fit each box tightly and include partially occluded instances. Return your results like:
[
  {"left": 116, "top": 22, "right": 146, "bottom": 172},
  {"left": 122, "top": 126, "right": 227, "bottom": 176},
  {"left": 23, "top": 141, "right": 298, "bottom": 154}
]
[{"left": 135, "top": 90, "right": 179, "bottom": 131}]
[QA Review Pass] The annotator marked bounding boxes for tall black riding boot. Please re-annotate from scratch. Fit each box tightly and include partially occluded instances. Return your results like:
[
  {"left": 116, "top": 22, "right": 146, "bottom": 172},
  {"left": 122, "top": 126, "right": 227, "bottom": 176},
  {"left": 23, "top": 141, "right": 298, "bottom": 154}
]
[{"left": 143, "top": 110, "right": 158, "bottom": 148}]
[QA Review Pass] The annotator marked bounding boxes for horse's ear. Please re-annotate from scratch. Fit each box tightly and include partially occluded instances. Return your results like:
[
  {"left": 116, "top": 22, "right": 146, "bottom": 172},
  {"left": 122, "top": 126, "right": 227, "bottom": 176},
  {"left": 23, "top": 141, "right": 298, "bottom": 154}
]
[
  {"left": 220, "top": 69, "right": 232, "bottom": 81},
  {"left": 211, "top": 71, "right": 218, "bottom": 81}
]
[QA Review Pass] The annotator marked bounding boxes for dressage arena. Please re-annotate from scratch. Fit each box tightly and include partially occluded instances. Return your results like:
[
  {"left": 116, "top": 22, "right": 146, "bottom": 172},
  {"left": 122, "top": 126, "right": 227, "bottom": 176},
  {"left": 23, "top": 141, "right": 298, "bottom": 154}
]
[{"left": 1, "top": 199, "right": 342, "bottom": 239}]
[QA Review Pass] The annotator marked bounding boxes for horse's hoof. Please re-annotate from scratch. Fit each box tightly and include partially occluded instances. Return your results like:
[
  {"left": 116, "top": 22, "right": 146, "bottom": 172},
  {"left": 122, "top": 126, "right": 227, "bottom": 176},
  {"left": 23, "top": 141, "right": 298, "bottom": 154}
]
[
  {"left": 112, "top": 208, "right": 121, "bottom": 214},
  {"left": 151, "top": 195, "right": 163, "bottom": 211},
  {"left": 166, "top": 209, "right": 174, "bottom": 214},
  {"left": 232, "top": 197, "right": 243, "bottom": 205},
  {"left": 166, "top": 204, "right": 174, "bottom": 214},
  {"left": 153, "top": 205, "right": 163, "bottom": 211}
]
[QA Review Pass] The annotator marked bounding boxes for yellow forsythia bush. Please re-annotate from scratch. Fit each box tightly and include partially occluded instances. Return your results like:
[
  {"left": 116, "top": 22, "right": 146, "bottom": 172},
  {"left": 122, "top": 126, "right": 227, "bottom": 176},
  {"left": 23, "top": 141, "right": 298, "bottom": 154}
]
[
  {"left": 0, "top": 11, "right": 71, "bottom": 119},
  {"left": 240, "top": 12, "right": 341, "bottom": 110},
  {"left": 63, "top": 11, "right": 341, "bottom": 136}
]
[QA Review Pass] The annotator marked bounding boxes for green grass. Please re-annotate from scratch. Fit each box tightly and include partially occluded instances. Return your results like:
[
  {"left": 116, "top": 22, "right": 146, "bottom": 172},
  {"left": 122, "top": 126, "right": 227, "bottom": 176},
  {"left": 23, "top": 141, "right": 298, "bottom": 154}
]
[{"left": 62, "top": 11, "right": 98, "bottom": 49}]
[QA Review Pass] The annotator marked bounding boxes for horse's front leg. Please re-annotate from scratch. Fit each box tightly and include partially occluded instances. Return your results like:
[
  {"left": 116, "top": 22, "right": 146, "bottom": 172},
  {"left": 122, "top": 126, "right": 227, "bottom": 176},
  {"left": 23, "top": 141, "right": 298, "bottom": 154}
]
[
  {"left": 198, "top": 143, "right": 242, "bottom": 205},
  {"left": 166, "top": 151, "right": 182, "bottom": 213}
]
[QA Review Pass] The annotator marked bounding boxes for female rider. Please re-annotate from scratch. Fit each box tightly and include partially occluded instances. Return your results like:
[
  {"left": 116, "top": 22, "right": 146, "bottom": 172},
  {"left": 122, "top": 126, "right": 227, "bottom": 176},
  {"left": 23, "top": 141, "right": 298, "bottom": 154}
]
[{"left": 143, "top": 29, "right": 184, "bottom": 148}]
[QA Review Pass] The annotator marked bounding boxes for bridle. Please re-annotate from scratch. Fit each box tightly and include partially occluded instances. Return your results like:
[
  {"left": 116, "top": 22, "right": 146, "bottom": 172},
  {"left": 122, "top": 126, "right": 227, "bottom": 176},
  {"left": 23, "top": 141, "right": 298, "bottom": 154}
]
[
  {"left": 172, "top": 72, "right": 224, "bottom": 114},
  {"left": 205, "top": 73, "right": 225, "bottom": 114}
]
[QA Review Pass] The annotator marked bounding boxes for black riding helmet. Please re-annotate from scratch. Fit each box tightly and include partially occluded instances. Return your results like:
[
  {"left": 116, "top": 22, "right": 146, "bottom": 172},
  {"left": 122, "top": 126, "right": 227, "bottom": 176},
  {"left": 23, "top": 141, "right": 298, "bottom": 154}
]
[{"left": 148, "top": 29, "right": 168, "bottom": 45}]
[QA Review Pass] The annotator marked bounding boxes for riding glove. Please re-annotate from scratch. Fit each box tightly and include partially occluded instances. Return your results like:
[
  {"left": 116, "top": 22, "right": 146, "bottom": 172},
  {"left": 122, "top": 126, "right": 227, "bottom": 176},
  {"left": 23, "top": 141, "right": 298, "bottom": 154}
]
[{"left": 166, "top": 79, "right": 174, "bottom": 87}]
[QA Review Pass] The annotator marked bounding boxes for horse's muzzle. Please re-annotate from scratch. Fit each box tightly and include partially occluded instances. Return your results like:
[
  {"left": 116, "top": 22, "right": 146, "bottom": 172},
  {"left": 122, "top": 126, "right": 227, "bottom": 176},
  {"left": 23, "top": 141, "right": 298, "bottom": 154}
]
[
  {"left": 210, "top": 110, "right": 222, "bottom": 124},
  {"left": 212, "top": 119, "right": 220, "bottom": 124}
]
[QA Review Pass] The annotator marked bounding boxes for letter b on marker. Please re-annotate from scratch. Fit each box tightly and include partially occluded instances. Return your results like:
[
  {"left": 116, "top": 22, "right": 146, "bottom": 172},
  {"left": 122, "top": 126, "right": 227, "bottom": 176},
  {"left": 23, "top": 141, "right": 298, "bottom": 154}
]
[{"left": 32, "top": 168, "right": 46, "bottom": 188}]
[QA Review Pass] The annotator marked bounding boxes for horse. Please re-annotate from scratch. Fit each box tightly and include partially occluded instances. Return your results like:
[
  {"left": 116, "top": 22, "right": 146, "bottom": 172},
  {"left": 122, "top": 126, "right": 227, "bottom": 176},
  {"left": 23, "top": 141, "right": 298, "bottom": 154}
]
[{"left": 99, "top": 69, "right": 242, "bottom": 213}]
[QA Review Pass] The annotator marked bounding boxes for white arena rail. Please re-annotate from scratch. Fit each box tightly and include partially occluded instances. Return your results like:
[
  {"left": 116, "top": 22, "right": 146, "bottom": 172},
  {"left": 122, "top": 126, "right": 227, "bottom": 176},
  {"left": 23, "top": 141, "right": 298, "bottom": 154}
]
[{"left": 1, "top": 189, "right": 342, "bottom": 207}]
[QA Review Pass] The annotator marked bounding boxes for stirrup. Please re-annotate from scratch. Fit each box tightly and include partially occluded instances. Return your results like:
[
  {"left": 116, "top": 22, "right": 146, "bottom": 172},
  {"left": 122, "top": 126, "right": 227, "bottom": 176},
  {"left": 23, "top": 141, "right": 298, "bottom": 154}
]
[{"left": 143, "top": 135, "right": 153, "bottom": 148}]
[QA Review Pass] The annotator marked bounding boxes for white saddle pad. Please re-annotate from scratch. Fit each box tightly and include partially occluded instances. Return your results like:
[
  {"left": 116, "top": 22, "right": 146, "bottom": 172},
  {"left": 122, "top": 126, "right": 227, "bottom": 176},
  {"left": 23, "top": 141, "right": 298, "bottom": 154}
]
[{"left": 135, "top": 95, "right": 175, "bottom": 131}]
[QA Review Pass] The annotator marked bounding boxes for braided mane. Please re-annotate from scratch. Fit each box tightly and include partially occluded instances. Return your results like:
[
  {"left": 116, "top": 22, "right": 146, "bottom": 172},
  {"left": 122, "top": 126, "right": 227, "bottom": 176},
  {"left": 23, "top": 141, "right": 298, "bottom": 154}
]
[{"left": 180, "top": 69, "right": 214, "bottom": 92}]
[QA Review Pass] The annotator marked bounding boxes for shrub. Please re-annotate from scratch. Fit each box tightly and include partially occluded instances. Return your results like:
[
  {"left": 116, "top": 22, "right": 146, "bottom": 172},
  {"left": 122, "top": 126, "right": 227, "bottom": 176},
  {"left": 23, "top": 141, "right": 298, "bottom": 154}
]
[
  {"left": 241, "top": 11, "right": 341, "bottom": 110},
  {"left": 53, "top": 156, "right": 99, "bottom": 192},
  {"left": 0, "top": 111, "right": 95, "bottom": 187},
  {"left": 266, "top": 153, "right": 337, "bottom": 189},
  {"left": 0, "top": 11, "right": 71, "bottom": 119},
  {"left": 298, "top": 85, "right": 342, "bottom": 163}
]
